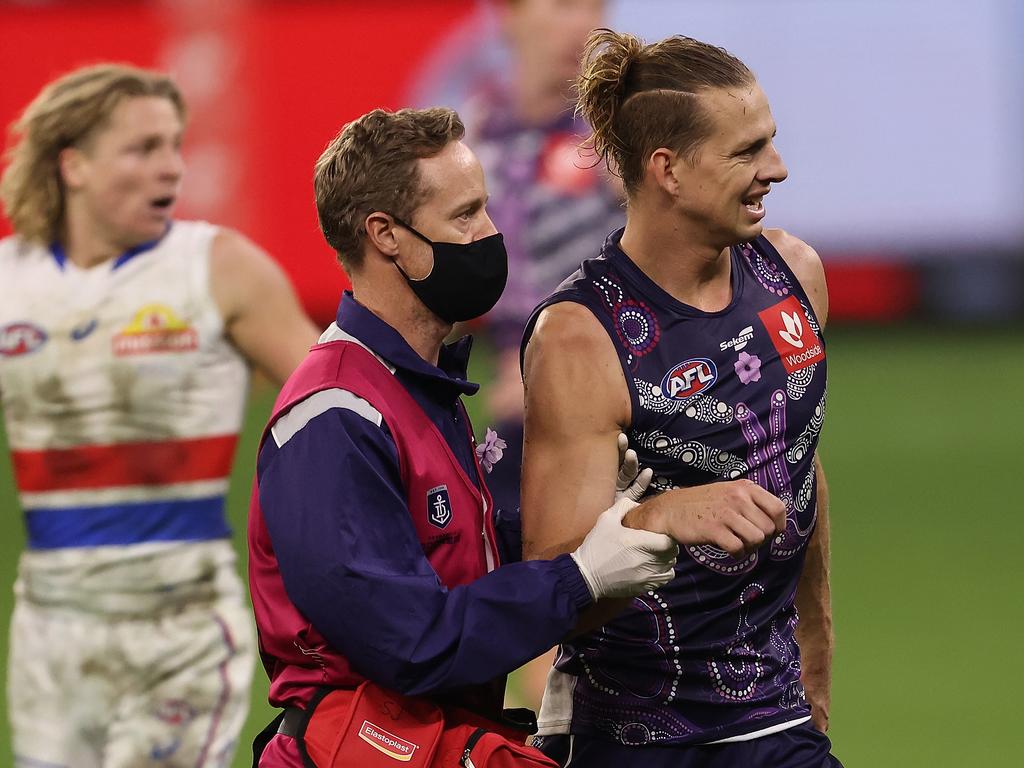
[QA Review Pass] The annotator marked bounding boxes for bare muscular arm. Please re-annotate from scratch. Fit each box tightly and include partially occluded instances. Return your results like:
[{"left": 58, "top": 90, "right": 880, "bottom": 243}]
[
  {"left": 796, "top": 455, "right": 833, "bottom": 731},
  {"left": 210, "top": 229, "right": 321, "bottom": 386},
  {"left": 521, "top": 302, "right": 630, "bottom": 561},
  {"left": 521, "top": 303, "right": 633, "bottom": 632}
]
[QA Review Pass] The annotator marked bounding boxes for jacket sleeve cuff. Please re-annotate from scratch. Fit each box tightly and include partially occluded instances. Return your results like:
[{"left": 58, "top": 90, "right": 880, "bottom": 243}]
[{"left": 551, "top": 553, "right": 594, "bottom": 612}]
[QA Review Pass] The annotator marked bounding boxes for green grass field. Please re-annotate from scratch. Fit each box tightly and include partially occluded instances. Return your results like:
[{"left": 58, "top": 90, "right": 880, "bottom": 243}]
[{"left": 0, "top": 325, "right": 1021, "bottom": 765}]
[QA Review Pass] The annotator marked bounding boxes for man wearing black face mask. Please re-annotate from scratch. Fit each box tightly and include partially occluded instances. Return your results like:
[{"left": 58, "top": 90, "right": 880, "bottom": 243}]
[{"left": 247, "top": 107, "right": 687, "bottom": 767}]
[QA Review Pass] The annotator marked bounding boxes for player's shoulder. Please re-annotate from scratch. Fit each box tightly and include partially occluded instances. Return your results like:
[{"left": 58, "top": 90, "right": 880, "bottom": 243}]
[
  {"left": 0, "top": 235, "right": 50, "bottom": 281},
  {"left": 524, "top": 299, "right": 623, "bottom": 384},
  {"left": 763, "top": 228, "right": 821, "bottom": 273},
  {"left": 762, "top": 228, "right": 828, "bottom": 324},
  {"left": 209, "top": 226, "right": 274, "bottom": 270},
  {"left": 0, "top": 233, "right": 40, "bottom": 259},
  {"left": 0, "top": 234, "right": 18, "bottom": 264},
  {"left": 529, "top": 300, "right": 608, "bottom": 353}
]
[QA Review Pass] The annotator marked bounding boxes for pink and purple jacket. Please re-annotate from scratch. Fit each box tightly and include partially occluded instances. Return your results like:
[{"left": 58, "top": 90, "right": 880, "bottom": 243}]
[{"left": 248, "top": 294, "right": 592, "bottom": 720}]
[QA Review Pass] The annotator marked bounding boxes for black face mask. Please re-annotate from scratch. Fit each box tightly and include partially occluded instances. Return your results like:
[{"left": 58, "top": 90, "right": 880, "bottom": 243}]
[{"left": 391, "top": 217, "right": 508, "bottom": 323}]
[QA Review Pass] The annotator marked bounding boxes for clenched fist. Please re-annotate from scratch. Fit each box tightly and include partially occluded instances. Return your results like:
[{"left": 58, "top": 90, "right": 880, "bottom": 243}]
[{"left": 624, "top": 479, "right": 786, "bottom": 557}]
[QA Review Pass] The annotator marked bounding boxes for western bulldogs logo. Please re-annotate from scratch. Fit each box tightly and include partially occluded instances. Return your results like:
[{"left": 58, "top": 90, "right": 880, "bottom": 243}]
[
  {"left": 427, "top": 485, "right": 452, "bottom": 529},
  {"left": 660, "top": 358, "right": 718, "bottom": 400},
  {"left": 757, "top": 296, "right": 825, "bottom": 373},
  {"left": 0, "top": 322, "right": 48, "bottom": 357}
]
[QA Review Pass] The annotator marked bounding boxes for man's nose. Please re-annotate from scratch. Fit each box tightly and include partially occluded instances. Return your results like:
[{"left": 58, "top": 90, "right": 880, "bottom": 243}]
[
  {"left": 160, "top": 147, "right": 185, "bottom": 180},
  {"left": 760, "top": 143, "right": 788, "bottom": 184},
  {"left": 477, "top": 210, "right": 498, "bottom": 238}
]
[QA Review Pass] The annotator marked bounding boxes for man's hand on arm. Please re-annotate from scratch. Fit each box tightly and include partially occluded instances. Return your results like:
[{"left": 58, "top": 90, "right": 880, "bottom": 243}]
[
  {"left": 623, "top": 480, "right": 786, "bottom": 558},
  {"left": 571, "top": 468, "right": 677, "bottom": 600}
]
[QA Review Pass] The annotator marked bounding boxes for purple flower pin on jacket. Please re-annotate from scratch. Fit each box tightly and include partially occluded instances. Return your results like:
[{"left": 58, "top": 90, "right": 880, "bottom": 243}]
[{"left": 475, "top": 428, "right": 507, "bottom": 473}]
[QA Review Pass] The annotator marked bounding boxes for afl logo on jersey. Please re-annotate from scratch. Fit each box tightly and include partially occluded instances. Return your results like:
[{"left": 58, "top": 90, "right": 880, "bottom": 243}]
[
  {"left": 660, "top": 358, "right": 718, "bottom": 400},
  {"left": 427, "top": 485, "right": 453, "bottom": 529},
  {"left": 0, "top": 322, "right": 48, "bottom": 357}
]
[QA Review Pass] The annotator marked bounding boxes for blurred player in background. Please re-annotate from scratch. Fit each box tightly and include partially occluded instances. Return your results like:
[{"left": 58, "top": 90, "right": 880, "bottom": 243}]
[
  {"left": 0, "top": 64, "right": 318, "bottom": 767},
  {"left": 521, "top": 31, "right": 839, "bottom": 766},
  {"left": 455, "top": 0, "right": 620, "bottom": 517}
]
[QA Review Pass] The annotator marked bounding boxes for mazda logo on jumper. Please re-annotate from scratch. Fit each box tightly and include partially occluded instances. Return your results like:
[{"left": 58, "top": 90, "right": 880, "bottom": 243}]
[
  {"left": 427, "top": 485, "right": 452, "bottom": 528},
  {"left": 660, "top": 358, "right": 718, "bottom": 400}
]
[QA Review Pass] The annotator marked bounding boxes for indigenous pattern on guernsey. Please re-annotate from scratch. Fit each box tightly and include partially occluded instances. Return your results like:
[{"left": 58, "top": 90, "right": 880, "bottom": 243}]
[
  {"left": 523, "top": 229, "right": 827, "bottom": 745},
  {"left": 0, "top": 221, "right": 250, "bottom": 615}
]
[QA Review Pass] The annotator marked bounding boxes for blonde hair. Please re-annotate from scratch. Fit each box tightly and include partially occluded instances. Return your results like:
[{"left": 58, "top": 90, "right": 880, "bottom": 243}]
[
  {"left": 576, "top": 29, "right": 753, "bottom": 194},
  {"left": 0, "top": 63, "right": 185, "bottom": 245},
  {"left": 314, "top": 107, "right": 465, "bottom": 272}
]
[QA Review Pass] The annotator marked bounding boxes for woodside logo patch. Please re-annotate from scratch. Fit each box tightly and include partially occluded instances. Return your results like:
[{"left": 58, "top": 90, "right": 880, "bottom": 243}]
[{"left": 757, "top": 296, "right": 825, "bottom": 373}]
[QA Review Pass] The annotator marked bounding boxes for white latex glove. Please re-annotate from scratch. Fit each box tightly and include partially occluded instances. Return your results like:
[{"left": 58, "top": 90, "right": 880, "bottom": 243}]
[
  {"left": 570, "top": 497, "right": 679, "bottom": 600},
  {"left": 614, "top": 432, "right": 653, "bottom": 503}
]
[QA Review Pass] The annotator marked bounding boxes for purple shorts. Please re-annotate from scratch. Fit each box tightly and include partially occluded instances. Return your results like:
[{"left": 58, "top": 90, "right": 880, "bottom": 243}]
[{"left": 536, "top": 722, "right": 843, "bottom": 768}]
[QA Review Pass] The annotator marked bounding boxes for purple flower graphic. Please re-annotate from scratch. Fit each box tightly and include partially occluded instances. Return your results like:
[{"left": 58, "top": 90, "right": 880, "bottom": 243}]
[
  {"left": 734, "top": 351, "right": 762, "bottom": 385},
  {"left": 475, "top": 428, "right": 507, "bottom": 473}
]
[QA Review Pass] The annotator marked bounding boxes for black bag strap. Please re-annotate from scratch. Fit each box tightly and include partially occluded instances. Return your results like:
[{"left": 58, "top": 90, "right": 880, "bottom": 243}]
[
  {"left": 252, "top": 687, "right": 336, "bottom": 768},
  {"left": 295, "top": 687, "right": 336, "bottom": 768},
  {"left": 251, "top": 710, "right": 286, "bottom": 768}
]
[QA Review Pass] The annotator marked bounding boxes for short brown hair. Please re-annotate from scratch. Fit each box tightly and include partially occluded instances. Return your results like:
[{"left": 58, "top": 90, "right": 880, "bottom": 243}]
[
  {"left": 576, "top": 30, "right": 753, "bottom": 195},
  {"left": 0, "top": 63, "right": 185, "bottom": 245},
  {"left": 314, "top": 107, "right": 465, "bottom": 271}
]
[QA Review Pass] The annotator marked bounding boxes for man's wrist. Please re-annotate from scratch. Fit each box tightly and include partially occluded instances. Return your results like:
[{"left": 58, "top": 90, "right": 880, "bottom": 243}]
[
  {"left": 556, "top": 552, "right": 596, "bottom": 609},
  {"left": 622, "top": 500, "right": 664, "bottom": 535}
]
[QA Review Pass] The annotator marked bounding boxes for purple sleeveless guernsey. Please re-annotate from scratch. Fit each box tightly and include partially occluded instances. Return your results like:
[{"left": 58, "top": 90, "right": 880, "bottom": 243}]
[
  {"left": 523, "top": 228, "right": 827, "bottom": 745},
  {"left": 249, "top": 340, "right": 503, "bottom": 715}
]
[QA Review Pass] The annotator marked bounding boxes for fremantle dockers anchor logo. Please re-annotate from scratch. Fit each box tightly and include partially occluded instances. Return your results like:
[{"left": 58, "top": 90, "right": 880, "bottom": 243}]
[{"left": 427, "top": 485, "right": 452, "bottom": 529}]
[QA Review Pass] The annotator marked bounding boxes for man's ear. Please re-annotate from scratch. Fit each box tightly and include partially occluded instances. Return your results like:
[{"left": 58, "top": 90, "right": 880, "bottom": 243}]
[
  {"left": 59, "top": 147, "right": 87, "bottom": 190},
  {"left": 648, "top": 147, "right": 681, "bottom": 197},
  {"left": 364, "top": 212, "right": 400, "bottom": 258}
]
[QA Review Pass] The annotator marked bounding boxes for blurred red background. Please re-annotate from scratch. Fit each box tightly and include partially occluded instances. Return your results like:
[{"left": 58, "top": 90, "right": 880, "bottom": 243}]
[
  {"left": 0, "top": 0, "right": 918, "bottom": 325},
  {"left": 0, "top": 0, "right": 478, "bottom": 324}
]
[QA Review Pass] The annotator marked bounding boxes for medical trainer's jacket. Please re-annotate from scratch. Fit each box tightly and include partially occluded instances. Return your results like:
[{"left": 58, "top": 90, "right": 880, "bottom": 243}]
[{"left": 248, "top": 294, "right": 592, "bottom": 717}]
